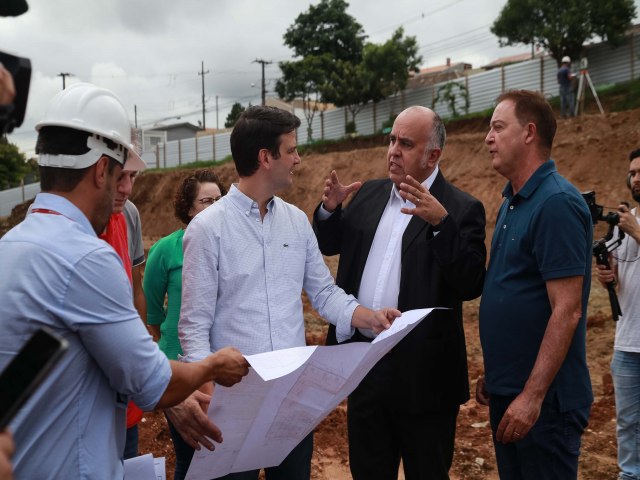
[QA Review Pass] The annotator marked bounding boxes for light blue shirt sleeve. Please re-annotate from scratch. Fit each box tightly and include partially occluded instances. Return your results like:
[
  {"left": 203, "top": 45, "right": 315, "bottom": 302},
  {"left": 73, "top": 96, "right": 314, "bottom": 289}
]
[
  {"left": 64, "top": 248, "right": 171, "bottom": 409},
  {"left": 301, "top": 218, "right": 357, "bottom": 342},
  {"left": 180, "top": 216, "right": 219, "bottom": 362}
]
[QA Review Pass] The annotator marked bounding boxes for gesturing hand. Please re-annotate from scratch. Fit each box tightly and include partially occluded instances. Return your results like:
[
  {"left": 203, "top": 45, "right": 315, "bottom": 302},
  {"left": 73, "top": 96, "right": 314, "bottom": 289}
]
[
  {"left": 399, "top": 176, "right": 447, "bottom": 225},
  {"left": 321, "top": 170, "right": 362, "bottom": 213},
  {"left": 164, "top": 390, "right": 222, "bottom": 451}
]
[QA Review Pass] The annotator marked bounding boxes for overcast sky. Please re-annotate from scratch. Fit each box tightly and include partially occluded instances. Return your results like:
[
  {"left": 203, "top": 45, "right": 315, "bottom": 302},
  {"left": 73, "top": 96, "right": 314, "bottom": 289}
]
[{"left": 2, "top": 0, "right": 639, "bottom": 156}]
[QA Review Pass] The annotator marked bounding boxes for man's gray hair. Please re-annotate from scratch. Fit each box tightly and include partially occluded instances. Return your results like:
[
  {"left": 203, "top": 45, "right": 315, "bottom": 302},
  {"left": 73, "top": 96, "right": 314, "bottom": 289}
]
[{"left": 428, "top": 112, "right": 446, "bottom": 152}]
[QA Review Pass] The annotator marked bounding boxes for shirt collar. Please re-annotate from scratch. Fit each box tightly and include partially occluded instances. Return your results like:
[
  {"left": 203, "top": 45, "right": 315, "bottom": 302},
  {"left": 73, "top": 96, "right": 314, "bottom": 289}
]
[
  {"left": 391, "top": 164, "right": 439, "bottom": 202},
  {"left": 30, "top": 192, "right": 96, "bottom": 235},
  {"left": 502, "top": 160, "right": 557, "bottom": 200},
  {"left": 227, "top": 183, "right": 274, "bottom": 213}
]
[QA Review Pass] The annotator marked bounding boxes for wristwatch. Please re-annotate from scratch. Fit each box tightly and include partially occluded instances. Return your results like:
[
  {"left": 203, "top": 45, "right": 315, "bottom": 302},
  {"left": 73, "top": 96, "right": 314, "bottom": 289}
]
[{"left": 432, "top": 213, "right": 449, "bottom": 231}]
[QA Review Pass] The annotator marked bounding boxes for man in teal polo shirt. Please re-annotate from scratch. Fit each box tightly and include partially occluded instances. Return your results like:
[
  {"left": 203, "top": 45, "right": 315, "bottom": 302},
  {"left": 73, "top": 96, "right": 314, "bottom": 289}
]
[{"left": 477, "top": 90, "right": 592, "bottom": 479}]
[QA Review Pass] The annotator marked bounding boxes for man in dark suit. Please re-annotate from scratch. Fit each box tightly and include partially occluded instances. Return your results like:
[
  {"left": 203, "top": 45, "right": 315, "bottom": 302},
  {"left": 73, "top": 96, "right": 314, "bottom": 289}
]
[{"left": 313, "top": 106, "right": 486, "bottom": 480}]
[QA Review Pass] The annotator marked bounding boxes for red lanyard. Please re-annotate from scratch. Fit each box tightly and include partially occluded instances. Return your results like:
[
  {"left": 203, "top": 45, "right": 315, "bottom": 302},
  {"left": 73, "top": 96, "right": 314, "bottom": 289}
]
[
  {"left": 31, "top": 208, "right": 74, "bottom": 222},
  {"left": 31, "top": 208, "right": 62, "bottom": 215}
]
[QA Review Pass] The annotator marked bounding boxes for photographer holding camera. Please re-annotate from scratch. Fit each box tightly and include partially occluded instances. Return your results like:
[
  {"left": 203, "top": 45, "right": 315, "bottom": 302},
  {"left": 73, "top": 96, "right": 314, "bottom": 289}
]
[{"left": 595, "top": 149, "right": 640, "bottom": 480}]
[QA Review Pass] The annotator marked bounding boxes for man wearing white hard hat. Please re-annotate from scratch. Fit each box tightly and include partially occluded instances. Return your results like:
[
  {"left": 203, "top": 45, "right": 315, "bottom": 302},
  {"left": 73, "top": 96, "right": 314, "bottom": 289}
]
[
  {"left": 0, "top": 83, "right": 249, "bottom": 479},
  {"left": 557, "top": 56, "right": 575, "bottom": 118}
]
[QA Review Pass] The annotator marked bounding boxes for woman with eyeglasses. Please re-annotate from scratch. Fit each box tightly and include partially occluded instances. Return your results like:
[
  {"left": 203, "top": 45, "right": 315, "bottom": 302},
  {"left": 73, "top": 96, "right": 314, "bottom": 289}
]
[{"left": 143, "top": 169, "right": 226, "bottom": 480}]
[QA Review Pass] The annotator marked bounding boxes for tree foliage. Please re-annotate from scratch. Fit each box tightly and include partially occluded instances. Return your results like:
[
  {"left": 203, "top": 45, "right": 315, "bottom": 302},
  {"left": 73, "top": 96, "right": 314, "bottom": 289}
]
[
  {"left": 0, "top": 139, "right": 29, "bottom": 190},
  {"left": 277, "top": 2, "right": 421, "bottom": 137},
  {"left": 278, "top": 0, "right": 365, "bottom": 139},
  {"left": 276, "top": 56, "right": 330, "bottom": 141},
  {"left": 283, "top": 0, "right": 366, "bottom": 63},
  {"left": 322, "top": 60, "right": 372, "bottom": 126},
  {"left": 224, "top": 102, "right": 246, "bottom": 128},
  {"left": 491, "top": 0, "right": 636, "bottom": 65},
  {"left": 363, "top": 28, "right": 422, "bottom": 114}
]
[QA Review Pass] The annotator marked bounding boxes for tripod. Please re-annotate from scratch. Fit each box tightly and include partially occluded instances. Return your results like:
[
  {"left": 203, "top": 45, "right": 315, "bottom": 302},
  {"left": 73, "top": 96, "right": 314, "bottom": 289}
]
[{"left": 574, "top": 67, "right": 604, "bottom": 116}]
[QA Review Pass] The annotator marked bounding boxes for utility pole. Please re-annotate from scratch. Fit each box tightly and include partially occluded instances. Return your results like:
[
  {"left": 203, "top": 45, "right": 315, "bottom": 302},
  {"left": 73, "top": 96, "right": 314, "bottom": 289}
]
[
  {"left": 198, "top": 61, "right": 210, "bottom": 129},
  {"left": 253, "top": 59, "right": 272, "bottom": 106},
  {"left": 57, "top": 72, "right": 73, "bottom": 90},
  {"left": 215, "top": 95, "right": 219, "bottom": 130},
  {"left": 134, "top": 105, "right": 138, "bottom": 128}
]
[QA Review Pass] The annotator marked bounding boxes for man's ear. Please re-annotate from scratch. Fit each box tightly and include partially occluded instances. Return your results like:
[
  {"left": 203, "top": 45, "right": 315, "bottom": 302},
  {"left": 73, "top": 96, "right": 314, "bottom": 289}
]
[
  {"left": 93, "top": 156, "right": 111, "bottom": 188},
  {"left": 258, "top": 148, "right": 271, "bottom": 170},
  {"left": 427, "top": 147, "right": 441, "bottom": 168},
  {"left": 524, "top": 122, "right": 537, "bottom": 145}
]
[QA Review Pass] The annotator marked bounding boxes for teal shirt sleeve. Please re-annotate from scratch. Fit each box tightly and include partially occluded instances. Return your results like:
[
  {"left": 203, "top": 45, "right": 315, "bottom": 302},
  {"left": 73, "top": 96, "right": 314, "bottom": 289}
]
[
  {"left": 144, "top": 237, "right": 170, "bottom": 326},
  {"left": 143, "top": 229, "right": 185, "bottom": 360}
]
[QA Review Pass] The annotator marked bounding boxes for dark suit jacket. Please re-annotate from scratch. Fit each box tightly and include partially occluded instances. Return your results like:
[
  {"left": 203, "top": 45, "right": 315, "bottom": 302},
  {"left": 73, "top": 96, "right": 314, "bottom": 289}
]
[{"left": 313, "top": 172, "right": 486, "bottom": 413}]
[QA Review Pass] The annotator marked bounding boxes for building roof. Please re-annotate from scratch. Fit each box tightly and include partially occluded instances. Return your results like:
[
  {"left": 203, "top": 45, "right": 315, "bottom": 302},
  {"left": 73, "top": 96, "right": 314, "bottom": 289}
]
[
  {"left": 407, "top": 59, "right": 472, "bottom": 89},
  {"left": 481, "top": 51, "right": 544, "bottom": 70}
]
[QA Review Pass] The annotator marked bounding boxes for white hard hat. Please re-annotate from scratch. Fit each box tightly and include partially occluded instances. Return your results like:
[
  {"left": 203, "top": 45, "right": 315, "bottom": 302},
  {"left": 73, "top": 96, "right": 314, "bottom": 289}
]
[
  {"left": 561, "top": 56, "right": 571, "bottom": 64},
  {"left": 36, "top": 83, "right": 145, "bottom": 171}
]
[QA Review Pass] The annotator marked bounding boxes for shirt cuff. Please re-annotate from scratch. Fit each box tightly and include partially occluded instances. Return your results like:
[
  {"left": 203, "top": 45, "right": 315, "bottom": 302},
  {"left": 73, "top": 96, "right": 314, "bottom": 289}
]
[
  {"left": 316, "top": 204, "right": 334, "bottom": 221},
  {"left": 178, "top": 351, "right": 209, "bottom": 363},
  {"left": 335, "top": 300, "right": 358, "bottom": 343}
]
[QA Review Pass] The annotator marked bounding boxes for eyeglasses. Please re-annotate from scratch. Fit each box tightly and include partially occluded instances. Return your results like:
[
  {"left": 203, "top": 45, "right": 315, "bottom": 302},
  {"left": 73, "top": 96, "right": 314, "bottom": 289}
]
[{"left": 196, "top": 196, "right": 221, "bottom": 206}]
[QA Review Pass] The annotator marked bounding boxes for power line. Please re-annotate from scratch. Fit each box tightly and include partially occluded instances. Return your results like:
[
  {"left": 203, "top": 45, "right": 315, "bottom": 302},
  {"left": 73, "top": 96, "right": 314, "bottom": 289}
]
[{"left": 368, "top": 0, "right": 467, "bottom": 37}]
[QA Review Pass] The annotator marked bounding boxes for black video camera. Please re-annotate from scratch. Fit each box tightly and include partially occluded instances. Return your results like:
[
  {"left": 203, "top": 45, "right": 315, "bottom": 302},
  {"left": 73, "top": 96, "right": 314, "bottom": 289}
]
[
  {"left": 0, "top": 50, "right": 31, "bottom": 135},
  {"left": 581, "top": 190, "right": 620, "bottom": 226},
  {"left": 582, "top": 190, "right": 625, "bottom": 321}
]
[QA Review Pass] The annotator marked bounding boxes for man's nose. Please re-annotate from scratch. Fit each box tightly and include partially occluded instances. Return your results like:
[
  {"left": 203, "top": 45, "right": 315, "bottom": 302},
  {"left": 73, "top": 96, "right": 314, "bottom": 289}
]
[
  {"left": 119, "top": 177, "right": 132, "bottom": 194},
  {"left": 485, "top": 131, "right": 493, "bottom": 145}
]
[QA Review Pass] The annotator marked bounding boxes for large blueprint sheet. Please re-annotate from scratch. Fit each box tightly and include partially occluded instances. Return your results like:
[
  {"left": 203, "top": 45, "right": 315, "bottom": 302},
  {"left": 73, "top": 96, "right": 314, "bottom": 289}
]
[{"left": 186, "top": 308, "right": 434, "bottom": 480}]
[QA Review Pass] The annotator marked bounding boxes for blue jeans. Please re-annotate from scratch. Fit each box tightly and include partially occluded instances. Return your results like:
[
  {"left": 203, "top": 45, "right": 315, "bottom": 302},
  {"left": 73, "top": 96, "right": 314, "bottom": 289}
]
[
  {"left": 489, "top": 394, "right": 589, "bottom": 480},
  {"left": 217, "top": 432, "right": 313, "bottom": 480},
  {"left": 165, "top": 415, "right": 195, "bottom": 480},
  {"left": 612, "top": 350, "right": 640, "bottom": 480},
  {"left": 560, "top": 84, "right": 575, "bottom": 117}
]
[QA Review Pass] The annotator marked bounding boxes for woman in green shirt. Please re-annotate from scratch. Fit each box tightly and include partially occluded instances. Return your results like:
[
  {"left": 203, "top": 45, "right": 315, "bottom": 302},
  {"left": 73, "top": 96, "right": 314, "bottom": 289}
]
[{"left": 143, "top": 169, "right": 226, "bottom": 480}]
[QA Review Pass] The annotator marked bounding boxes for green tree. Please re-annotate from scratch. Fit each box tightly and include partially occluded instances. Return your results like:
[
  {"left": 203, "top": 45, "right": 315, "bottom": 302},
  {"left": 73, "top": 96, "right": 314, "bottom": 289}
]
[
  {"left": 283, "top": 0, "right": 366, "bottom": 63},
  {"left": 491, "top": 0, "right": 636, "bottom": 65},
  {"left": 322, "top": 27, "right": 422, "bottom": 133},
  {"left": 276, "top": 55, "right": 329, "bottom": 141},
  {"left": 278, "top": 0, "right": 366, "bottom": 140},
  {"left": 0, "top": 139, "right": 28, "bottom": 190},
  {"left": 225, "top": 102, "right": 246, "bottom": 128},
  {"left": 322, "top": 60, "right": 372, "bottom": 132},
  {"left": 363, "top": 27, "right": 422, "bottom": 116}
]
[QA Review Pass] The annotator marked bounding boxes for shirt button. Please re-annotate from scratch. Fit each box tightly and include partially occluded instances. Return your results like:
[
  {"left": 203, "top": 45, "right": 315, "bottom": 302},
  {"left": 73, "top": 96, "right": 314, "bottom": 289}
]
[
  {"left": 245, "top": 211, "right": 250, "bottom": 216},
  {"left": 503, "top": 224, "right": 507, "bottom": 229},
  {"left": 509, "top": 205, "right": 514, "bottom": 210}
]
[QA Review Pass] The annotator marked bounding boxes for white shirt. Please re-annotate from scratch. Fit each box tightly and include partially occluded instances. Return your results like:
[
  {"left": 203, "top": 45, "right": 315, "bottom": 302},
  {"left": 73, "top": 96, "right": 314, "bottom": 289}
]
[
  {"left": 318, "top": 166, "right": 439, "bottom": 337},
  {"left": 179, "top": 185, "right": 359, "bottom": 360},
  {"left": 612, "top": 207, "right": 640, "bottom": 352}
]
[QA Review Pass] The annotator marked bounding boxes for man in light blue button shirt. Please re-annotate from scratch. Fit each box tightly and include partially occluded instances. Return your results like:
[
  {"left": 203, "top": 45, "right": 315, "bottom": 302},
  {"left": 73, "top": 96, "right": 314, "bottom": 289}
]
[
  {"left": 0, "top": 83, "right": 249, "bottom": 480},
  {"left": 179, "top": 105, "right": 400, "bottom": 480}
]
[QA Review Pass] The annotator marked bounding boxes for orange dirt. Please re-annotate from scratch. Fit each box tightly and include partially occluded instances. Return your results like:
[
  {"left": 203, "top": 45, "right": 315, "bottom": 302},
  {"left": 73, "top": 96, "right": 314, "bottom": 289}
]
[{"left": 4, "top": 110, "right": 637, "bottom": 479}]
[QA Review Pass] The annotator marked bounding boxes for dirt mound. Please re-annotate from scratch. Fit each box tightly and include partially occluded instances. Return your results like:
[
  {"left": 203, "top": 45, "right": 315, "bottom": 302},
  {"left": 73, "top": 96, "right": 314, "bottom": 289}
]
[{"left": 4, "top": 108, "right": 637, "bottom": 479}]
